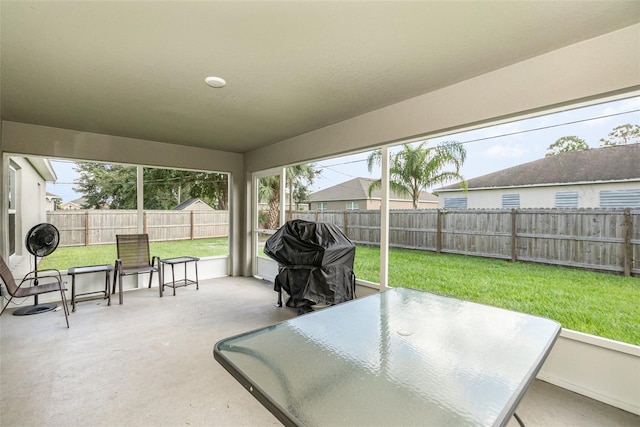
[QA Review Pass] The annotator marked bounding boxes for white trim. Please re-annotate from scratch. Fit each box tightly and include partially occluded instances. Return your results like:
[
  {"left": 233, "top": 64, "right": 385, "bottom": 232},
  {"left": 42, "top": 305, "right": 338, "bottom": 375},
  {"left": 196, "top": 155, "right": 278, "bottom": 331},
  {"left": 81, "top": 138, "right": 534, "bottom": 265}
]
[{"left": 538, "top": 328, "right": 640, "bottom": 415}]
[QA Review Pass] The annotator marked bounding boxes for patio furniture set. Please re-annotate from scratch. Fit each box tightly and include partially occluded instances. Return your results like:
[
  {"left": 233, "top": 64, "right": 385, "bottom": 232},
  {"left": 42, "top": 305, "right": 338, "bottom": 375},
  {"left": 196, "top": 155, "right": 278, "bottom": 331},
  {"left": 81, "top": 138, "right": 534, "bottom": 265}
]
[{"left": 0, "top": 234, "right": 199, "bottom": 327}]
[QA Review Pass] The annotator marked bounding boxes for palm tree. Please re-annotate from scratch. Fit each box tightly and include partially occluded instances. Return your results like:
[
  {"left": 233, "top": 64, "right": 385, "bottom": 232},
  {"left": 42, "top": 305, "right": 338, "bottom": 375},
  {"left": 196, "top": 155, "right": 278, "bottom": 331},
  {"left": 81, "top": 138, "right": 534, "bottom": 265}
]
[
  {"left": 367, "top": 141, "right": 467, "bottom": 209},
  {"left": 258, "top": 175, "right": 280, "bottom": 229}
]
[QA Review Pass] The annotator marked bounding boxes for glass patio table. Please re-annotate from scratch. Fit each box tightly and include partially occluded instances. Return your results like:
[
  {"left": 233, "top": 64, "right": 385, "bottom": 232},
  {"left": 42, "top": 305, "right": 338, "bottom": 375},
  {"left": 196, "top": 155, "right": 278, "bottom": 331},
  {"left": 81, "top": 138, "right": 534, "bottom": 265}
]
[{"left": 214, "top": 287, "right": 561, "bottom": 427}]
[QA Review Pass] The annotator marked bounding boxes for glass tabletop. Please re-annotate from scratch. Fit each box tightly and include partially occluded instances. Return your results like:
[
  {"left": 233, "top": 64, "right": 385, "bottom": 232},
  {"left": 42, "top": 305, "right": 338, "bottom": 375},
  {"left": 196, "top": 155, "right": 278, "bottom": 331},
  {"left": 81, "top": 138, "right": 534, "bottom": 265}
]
[{"left": 214, "top": 287, "right": 561, "bottom": 427}]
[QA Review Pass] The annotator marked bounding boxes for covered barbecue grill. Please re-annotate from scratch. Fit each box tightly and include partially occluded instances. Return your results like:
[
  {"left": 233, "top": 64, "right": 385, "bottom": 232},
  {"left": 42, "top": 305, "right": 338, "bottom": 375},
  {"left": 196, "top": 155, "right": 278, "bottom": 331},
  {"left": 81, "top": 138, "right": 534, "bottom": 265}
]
[{"left": 264, "top": 219, "right": 356, "bottom": 314}]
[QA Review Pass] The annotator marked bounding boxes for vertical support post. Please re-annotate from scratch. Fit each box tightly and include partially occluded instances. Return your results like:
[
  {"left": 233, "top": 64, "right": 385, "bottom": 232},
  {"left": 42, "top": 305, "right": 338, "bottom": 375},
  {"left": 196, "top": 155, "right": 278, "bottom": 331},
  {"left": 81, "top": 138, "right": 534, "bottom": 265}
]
[
  {"left": 380, "top": 146, "right": 390, "bottom": 290},
  {"left": 511, "top": 209, "right": 518, "bottom": 262},
  {"left": 279, "top": 167, "right": 286, "bottom": 227},
  {"left": 436, "top": 209, "right": 442, "bottom": 253},
  {"left": 343, "top": 210, "right": 348, "bottom": 237},
  {"left": 623, "top": 208, "right": 631, "bottom": 277},
  {"left": 137, "top": 165, "right": 144, "bottom": 234},
  {"left": 85, "top": 210, "right": 89, "bottom": 246},
  {"left": 190, "top": 210, "right": 195, "bottom": 240}
]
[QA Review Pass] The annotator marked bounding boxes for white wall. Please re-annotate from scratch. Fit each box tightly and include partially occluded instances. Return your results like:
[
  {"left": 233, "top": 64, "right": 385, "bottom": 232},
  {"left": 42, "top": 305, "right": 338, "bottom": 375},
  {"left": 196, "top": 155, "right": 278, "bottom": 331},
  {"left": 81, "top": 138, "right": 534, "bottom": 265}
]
[
  {"left": 7, "top": 157, "right": 48, "bottom": 258},
  {"left": 441, "top": 181, "right": 640, "bottom": 209}
]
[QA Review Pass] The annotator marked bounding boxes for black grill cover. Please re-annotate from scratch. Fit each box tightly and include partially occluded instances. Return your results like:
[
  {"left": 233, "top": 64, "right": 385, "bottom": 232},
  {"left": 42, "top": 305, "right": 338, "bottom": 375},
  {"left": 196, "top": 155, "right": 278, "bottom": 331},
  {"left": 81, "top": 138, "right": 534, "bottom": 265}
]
[{"left": 264, "top": 219, "right": 356, "bottom": 310}]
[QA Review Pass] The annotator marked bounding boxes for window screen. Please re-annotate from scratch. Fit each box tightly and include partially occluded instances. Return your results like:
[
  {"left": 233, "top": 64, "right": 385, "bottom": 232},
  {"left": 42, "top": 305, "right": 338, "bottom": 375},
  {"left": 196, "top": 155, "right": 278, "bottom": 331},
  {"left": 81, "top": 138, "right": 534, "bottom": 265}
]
[
  {"left": 555, "top": 192, "right": 578, "bottom": 208},
  {"left": 502, "top": 194, "right": 520, "bottom": 209},
  {"left": 600, "top": 190, "right": 640, "bottom": 207},
  {"left": 443, "top": 196, "right": 467, "bottom": 209}
]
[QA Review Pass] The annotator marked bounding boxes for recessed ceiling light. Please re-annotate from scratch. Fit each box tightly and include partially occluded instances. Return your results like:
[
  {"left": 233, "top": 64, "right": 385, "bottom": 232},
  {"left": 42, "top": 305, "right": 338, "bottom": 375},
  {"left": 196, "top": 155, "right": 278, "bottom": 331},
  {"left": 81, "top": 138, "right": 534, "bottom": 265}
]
[{"left": 205, "top": 76, "right": 226, "bottom": 88}]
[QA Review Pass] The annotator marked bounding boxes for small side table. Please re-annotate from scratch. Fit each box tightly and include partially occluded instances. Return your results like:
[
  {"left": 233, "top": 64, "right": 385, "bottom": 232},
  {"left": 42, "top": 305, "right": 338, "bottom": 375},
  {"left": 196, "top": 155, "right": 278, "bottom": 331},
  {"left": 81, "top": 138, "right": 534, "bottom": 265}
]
[
  {"left": 159, "top": 257, "right": 199, "bottom": 297},
  {"left": 68, "top": 264, "right": 115, "bottom": 312}
]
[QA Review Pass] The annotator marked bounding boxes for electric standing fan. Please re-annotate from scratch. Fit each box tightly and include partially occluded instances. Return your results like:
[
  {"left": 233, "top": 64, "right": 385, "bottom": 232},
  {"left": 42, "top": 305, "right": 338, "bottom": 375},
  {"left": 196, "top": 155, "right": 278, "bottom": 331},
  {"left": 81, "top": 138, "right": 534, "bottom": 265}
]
[{"left": 13, "top": 223, "right": 61, "bottom": 316}]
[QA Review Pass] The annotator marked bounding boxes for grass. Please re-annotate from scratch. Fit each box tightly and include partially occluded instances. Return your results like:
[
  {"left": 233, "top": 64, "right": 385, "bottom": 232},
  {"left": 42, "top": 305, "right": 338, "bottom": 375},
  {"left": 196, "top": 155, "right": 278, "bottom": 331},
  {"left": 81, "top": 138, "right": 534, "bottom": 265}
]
[
  {"left": 38, "top": 239, "right": 639, "bottom": 345},
  {"left": 354, "top": 246, "right": 640, "bottom": 345},
  {"left": 38, "top": 238, "right": 229, "bottom": 270}
]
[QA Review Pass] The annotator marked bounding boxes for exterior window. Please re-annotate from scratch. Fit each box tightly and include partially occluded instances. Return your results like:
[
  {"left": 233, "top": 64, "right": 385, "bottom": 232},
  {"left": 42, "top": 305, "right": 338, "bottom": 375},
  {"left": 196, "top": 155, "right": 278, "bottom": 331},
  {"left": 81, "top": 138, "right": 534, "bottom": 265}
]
[
  {"left": 555, "top": 192, "right": 578, "bottom": 208},
  {"left": 346, "top": 201, "right": 359, "bottom": 210},
  {"left": 600, "top": 190, "right": 640, "bottom": 207},
  {"left": 502, "top": 194, "right": 520, "bottom": 209},
  {"left": 317, "top": 202, "right": 327, "bottom": 211},
  {"left": 443, "top": 196, "right": 467, "bottom": 209}
]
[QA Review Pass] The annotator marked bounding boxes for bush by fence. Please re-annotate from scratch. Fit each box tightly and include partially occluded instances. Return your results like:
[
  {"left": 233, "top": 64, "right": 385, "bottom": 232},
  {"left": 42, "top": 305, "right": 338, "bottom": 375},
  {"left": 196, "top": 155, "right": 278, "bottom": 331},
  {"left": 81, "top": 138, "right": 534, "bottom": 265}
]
[
  {"left": 292, "top": 208, "right": 640, "bottom": 276},
  {"left": 47, "top": 210, "right": 229, "bottom": 246}
]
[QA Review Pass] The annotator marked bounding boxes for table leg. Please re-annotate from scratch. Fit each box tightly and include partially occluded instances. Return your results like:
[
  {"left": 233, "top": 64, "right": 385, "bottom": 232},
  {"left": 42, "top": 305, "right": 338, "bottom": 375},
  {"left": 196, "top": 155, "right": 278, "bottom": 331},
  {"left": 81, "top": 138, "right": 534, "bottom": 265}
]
[
  {"left": 172, "top": 264, "right": 176, "bottom": 296},
  {"left": 71, "top": 275, "right": 76, "bottom": 313},
  {"left": 195, "top": 261, "right": 199, "bottom": 290},
  {"left": 118, "top": 274, "right": 123, "bottom": 305},
  {"left": 105, "top": 270, "right": 111, "bottom": 306}
]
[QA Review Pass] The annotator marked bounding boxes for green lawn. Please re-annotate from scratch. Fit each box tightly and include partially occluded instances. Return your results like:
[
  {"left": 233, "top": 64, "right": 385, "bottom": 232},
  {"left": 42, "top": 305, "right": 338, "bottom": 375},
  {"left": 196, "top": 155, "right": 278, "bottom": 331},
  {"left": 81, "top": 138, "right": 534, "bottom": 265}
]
[
  {"left": 38, "top": 238, "right": 229, "bottom": 270},
  {"left": 354, "top": 246, "right": 640, "bottom": 345},
  {"left": 39, "top": 239, "right": 639, "bottom": 345}
]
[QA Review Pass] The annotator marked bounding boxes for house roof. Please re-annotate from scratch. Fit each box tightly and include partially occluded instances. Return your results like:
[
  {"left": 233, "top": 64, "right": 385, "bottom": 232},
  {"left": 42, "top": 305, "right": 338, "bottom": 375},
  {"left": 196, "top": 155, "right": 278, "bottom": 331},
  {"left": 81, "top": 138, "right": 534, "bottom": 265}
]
[
  {"left": 2, "top": 2, "right": 638, "bottom": 154},
  {"left": 46, "top": 192, "right": 62, "bottom": 200},
  {"left": 69, "top": 197, "right": 87, "bottom": 206},
  {"left": 173, "top": 198, "right": 213, "bottom": 210},
  {"left": 309, "top": 178, "right": 437, "bottom": 203},
  {"left": 438, "top": 144, "right": 640, "bottom": 192}
]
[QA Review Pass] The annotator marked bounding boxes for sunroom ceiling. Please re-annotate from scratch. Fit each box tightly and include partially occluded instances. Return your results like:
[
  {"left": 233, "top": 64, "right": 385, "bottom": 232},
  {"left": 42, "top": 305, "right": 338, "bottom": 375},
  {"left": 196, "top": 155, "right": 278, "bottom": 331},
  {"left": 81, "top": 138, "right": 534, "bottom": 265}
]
[{"left": 1, "top": 1, "right": 639, "bottom": 154}]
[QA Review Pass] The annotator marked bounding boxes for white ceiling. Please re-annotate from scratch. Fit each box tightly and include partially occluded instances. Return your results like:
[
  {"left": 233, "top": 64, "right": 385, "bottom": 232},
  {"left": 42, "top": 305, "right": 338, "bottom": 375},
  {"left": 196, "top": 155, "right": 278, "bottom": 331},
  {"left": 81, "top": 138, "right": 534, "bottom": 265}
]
[{"left": 2, "top": 1, "right": 639, "bottom": 154}]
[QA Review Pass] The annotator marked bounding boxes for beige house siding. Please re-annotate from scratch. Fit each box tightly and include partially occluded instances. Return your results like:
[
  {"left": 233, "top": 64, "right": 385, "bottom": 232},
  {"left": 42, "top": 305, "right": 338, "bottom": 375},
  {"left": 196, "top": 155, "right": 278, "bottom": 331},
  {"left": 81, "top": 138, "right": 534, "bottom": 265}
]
[
  {"left": 7, "top": 156, "right": 56, "bottom": 258},
  {"left": 439, "top": 181, "right": 640, "bottom": 209}
]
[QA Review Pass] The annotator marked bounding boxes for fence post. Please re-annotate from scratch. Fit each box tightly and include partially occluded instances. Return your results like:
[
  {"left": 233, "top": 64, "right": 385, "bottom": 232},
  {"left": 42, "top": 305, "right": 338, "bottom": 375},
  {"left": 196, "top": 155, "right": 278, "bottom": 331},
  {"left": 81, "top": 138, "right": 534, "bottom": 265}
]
[
  {"left": 143, "top": 211, "right": 147, "bottom": 234},
  {"left": 85, "top": 210, "right": 90, "bottom": 246},
  {"left": 623, "top": 208, "right": 632, "bottom": 277},
  {"left": 436, "top": 209, "right": 442, "bottom": 253},
  {"left": 190, "top": 211, "right": 195, "bottom": 240},
  {"left": 343, "top": 211, "right": 349, "bottom": 237},
  {"left": 511, "top": 209, "right": 517, "bottom": 262}
]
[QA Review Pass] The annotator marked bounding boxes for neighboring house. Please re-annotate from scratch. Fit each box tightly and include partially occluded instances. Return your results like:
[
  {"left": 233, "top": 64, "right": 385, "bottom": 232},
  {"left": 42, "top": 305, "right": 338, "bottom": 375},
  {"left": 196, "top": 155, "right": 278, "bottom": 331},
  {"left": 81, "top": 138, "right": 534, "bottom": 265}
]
[
  {"left": 60, "top": 197, "right": 87, "bottom": 210},
  {"left": 46, "top": 192, "right": 62, "bottom": 211},
  {"left": 436, "top": 144, "right": 640, "bottom": 209},
  {"left": 60, "top": 197, "right": 110, "bottom": 210},
  {"left": 7, "top": 156, "right": 57, "bottom": 258},
  {"left": 308, "top": 177, "right": 438, "bottom": 211},
  {"left": 173, "top": 198, "right": 215, "bottom": 211}
]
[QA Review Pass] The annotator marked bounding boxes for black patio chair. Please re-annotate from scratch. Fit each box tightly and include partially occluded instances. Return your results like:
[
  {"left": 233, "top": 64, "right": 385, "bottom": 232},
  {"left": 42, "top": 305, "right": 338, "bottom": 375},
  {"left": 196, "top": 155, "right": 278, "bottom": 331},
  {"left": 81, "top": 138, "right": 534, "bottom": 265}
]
[{"left": 0, "top": 256, "right": 69, "bottom": 328}]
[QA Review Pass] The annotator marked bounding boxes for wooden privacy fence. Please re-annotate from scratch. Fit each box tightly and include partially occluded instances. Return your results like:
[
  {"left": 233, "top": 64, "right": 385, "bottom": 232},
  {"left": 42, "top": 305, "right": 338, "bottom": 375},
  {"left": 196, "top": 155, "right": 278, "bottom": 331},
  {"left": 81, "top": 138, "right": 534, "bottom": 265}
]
[
  {"left": 292, "top": 208, "right": 640, "bottom": 276},
  {"left": 47, "top": 210, "right": 229, "bottom": 246}
]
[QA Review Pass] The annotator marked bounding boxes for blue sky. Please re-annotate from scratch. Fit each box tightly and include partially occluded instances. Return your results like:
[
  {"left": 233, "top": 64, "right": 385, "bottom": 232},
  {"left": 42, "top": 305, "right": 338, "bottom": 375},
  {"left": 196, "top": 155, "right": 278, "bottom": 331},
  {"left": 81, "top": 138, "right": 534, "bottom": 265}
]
[{"left": 47, "top": 95, "right": 639, "bottom": 203}]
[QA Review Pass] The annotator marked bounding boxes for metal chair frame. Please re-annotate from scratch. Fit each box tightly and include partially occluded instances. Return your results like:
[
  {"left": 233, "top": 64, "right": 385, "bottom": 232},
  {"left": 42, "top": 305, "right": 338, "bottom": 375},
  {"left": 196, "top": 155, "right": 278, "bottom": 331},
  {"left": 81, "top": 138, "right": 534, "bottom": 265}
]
[
  {"left": 113, "top": 234, "right": 160, "bottom": 302},
  {"left": 0, "top": 256, "right": 69, "bottom": 328}
]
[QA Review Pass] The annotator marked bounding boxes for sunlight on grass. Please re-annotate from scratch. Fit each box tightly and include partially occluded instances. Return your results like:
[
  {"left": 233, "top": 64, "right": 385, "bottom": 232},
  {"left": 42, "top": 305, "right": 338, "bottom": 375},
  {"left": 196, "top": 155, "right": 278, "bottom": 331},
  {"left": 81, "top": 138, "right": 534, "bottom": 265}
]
[{"left": 354, "top": 246, "right": 640, "bottom": 345}]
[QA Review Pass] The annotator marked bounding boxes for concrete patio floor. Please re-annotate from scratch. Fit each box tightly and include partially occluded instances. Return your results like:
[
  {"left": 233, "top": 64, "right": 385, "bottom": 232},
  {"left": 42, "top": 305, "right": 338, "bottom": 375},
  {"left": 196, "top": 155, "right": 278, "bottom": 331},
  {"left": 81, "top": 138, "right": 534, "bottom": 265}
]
[{"left": 1, "top": 276, "right": 638, "bottom": 426}]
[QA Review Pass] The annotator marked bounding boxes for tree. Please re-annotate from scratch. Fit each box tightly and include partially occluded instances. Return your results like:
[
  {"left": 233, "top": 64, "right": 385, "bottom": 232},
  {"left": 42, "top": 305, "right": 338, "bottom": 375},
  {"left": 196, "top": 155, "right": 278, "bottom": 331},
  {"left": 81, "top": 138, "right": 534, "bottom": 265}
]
[
  {"left": 286, "top": 164, "right": 321, "bottom": 212},
  {"left": 599, "top": 124, "right": 640, "bottom": 146},
  {"left": 258, "top": 175, "right": 280, "bottom": 229},
  {"left": 74, "top": 163, "right": 229, "bottom": 210},
  {"left": 545, "top": 136, "right": 589, "bottom": 157},
  {"left": 366, "top": 141, "right": 467, "bottom": 209}
]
